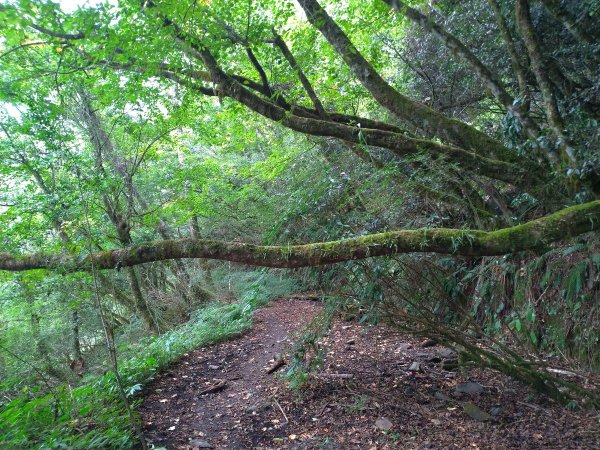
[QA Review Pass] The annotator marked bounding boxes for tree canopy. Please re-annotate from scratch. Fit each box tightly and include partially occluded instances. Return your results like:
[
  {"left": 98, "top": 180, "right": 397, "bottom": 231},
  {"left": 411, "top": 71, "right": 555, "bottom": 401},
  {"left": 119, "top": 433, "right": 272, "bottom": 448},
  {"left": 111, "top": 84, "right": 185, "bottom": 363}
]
[{"left": 1, "top": 0, "right": 599, "bottom": 274}]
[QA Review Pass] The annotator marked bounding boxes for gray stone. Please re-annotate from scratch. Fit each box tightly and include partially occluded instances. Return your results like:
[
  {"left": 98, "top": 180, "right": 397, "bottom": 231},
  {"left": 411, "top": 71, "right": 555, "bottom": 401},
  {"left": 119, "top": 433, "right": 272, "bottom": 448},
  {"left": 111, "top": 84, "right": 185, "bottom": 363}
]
[
  {"left": 408, "top": 361, "right": 422, "bottom": 372},
  {"left": 375, "top": 416, "right": 393, "bottom": 431},
  {"left": 189, "top": 439, "right": 213, "bottom": 449},
  {"left": 434, "top": 391, "right": 451, "bottom": 402},
  {"left": 396, "top": 343, "right": 412, "bottom": 353},
  {"left": 455, "top": 382, "right": 484, "bottom": 394},
  {"left": 489, "top": 405, "right": 503, "bottom": 416},
  {"left": 439, "top": 348, "right": 456, "bottom": 359}
]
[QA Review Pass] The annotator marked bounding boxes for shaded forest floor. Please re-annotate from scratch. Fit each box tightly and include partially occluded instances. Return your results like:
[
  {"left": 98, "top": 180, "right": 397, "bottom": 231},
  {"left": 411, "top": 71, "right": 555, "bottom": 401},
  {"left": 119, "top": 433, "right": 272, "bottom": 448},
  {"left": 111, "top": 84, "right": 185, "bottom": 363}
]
[{"left": 139, "top": 297, "right": 600, "bottom": 449}]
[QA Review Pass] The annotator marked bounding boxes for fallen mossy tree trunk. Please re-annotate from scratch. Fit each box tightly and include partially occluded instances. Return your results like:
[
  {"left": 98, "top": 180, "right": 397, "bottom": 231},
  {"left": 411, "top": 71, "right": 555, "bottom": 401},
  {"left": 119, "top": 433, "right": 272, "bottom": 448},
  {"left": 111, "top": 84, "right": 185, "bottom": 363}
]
[{"left": 1, "top": 201, "right": 599, "bottom": 273}]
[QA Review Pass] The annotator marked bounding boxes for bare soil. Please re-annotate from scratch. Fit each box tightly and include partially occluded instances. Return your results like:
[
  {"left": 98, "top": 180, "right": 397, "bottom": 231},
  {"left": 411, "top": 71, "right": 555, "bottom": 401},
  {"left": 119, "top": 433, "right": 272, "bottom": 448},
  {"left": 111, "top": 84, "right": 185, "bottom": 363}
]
[{"left": 139, "top": 297, "right": 600, "bottom": 449}]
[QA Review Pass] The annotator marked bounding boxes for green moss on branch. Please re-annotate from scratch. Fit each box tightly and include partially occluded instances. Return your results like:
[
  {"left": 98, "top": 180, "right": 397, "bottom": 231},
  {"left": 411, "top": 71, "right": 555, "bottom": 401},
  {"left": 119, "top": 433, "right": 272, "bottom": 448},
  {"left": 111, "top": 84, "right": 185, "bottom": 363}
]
[{"left": 1, "top": 201, "right": 599, "bottom": 273}]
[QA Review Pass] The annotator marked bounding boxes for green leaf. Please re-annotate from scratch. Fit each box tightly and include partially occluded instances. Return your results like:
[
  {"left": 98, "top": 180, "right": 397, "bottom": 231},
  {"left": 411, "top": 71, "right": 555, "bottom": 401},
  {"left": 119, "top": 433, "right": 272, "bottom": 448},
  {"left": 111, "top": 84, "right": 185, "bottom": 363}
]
[{"left": 513, "top": 319, "right": 522, "bottom": 332}]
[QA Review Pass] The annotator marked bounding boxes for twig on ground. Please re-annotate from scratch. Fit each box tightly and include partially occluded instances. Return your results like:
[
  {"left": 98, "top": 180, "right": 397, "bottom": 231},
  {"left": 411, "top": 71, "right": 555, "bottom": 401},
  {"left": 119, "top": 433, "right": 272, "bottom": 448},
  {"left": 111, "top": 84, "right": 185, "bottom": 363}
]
[
  {"left": 318, "top": 372, "right": 354, "bottom": 379},
  {"left": 266, "top": 356, "right": 286, "bottom": 374},
  {"left": 273, "top": 398, "right": 289, "bottom": 423},
  {"left": 199, "top": 379, "right": 227, "bottom": 395}
]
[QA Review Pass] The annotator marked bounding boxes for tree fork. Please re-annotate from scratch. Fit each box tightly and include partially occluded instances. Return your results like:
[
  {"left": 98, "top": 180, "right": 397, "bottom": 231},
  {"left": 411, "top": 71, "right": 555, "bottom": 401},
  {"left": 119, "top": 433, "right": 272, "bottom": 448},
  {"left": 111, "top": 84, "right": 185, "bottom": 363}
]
[{"left": 1, "top": 201, "right": 599, "bottom": 273}]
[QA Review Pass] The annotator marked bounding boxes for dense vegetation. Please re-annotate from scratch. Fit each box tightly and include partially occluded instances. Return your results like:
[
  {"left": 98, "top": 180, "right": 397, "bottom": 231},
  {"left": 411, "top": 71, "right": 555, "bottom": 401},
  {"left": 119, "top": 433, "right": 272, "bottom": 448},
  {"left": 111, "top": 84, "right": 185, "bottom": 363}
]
[{"left": 0, "top": 0, "right": 599, "bottom": 447}]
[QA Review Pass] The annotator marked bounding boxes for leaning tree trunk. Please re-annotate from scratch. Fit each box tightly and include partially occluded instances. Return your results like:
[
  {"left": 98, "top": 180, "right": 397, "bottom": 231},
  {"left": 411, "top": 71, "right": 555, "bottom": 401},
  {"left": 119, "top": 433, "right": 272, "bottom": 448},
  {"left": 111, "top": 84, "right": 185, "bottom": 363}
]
[
  {"left": 515, "top": 0, "right": 577, "bottom": 165},
  {"left": 539, "top": 0, "right": 597, "bottom": 46},
  {"left": 382, "top": 0, "right": 540, "bottom": 144}
]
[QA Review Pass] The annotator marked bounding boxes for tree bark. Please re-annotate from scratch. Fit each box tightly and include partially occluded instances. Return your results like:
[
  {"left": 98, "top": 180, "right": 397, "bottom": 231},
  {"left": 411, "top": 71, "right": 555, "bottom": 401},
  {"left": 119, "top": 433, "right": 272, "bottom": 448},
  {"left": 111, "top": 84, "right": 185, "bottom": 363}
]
[
  {"left": 515, "top": 0, "right": 577, "bottom": 165},
  {"left": 1, "top": 200, "right": 598, "bottom": 272}
]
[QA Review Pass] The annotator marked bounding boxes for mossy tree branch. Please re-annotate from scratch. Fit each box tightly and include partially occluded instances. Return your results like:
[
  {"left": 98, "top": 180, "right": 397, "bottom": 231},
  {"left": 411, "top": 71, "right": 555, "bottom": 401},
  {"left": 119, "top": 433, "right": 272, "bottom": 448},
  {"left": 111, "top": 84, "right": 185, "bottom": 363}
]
[
  {"left": 296, "top": 0, "right": 519, "bottom": 164},
  {"left": 515, "top": 0, "right": 577, "bottom": 165},
  {"left": 162, "top": 24, "right": 542, "bottom": 191},
  {"left": 1, "top": 201, "right": 599, "bottom": 273}
]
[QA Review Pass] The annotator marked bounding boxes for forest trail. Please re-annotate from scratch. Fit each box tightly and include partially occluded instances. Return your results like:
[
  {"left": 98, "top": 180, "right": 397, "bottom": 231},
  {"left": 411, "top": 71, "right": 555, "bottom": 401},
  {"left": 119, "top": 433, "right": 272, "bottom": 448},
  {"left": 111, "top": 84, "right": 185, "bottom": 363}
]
[{"left": 139, "top": 298, "right": 599, "bottom": 449}]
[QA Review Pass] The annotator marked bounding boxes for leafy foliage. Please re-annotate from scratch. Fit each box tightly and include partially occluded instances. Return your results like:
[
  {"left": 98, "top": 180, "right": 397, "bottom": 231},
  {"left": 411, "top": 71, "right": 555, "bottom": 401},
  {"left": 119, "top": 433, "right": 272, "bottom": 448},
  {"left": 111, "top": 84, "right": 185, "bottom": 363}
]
[{"left": 1, "top": 0, "right": 599, "bottom": 446}]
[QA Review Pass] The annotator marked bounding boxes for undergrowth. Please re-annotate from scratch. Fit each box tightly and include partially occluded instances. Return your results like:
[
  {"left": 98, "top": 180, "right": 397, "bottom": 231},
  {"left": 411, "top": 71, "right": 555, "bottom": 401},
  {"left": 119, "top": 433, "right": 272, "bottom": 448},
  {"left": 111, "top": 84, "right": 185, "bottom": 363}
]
[
  {"left": 285, "top": 242, "right": 600, "bottom": 406},
  {"left": 0, "top": 269, "right": 298, "bottom": 449}
]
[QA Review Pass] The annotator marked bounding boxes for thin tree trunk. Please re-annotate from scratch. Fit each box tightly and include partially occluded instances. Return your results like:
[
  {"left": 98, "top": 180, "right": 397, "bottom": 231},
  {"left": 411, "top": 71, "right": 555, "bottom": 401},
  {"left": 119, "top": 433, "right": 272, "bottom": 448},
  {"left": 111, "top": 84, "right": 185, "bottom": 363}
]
[
  {"left": 77, "top": 92, "right": 159, "bottom": 334},
  {"left": 486, "top": 0, "right": 530, "bottom": 109},
  {"left": 78, "top": 91, "right": 194, "bottom": 305},
  {"left": 72, "top": 309, "right": 82, "bottom": 361},
  {"left": 124, "top": 266, "right": 158, "bottom": 333},
  {"left": 270, "top": 30, "right": 327, "bottom": 117},
  {"left": 515, "top": 0, "right": 577, "bottom": 165},
  {"left": 383, "top": 0, "right": 540, "bottom": 142},
  {"left": 539, "top": 0, "right": 597, "bottom": 46}
]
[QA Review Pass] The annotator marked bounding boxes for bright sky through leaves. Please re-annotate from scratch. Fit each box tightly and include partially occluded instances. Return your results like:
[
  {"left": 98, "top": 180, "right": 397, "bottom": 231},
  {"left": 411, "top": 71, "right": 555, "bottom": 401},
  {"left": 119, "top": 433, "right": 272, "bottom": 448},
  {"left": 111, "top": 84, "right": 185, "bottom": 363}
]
[{"left": 59, "top": 0, "right": 108, "bottom": 12}]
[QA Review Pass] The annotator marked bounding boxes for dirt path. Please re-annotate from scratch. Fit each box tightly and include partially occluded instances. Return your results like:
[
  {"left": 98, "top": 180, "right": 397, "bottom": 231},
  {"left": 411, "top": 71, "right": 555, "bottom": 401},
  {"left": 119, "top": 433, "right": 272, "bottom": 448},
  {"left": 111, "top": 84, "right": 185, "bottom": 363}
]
[{"left": 139, "top": 298, "right": 599, "bottom": 449}]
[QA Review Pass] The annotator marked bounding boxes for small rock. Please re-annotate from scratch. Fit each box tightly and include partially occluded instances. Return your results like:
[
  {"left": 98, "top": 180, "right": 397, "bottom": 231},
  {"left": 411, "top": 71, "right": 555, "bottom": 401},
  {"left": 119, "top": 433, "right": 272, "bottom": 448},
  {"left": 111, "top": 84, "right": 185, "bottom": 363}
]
[
  {"left": 396, "top": 343, "right": 412, "bottom": 352},
  {"left": 408, "top": 361, "right": 422, "bottom": 372},
  {"left": 433, "top": 391, "right": 451, "bottom": 402},
  {"left": 190, "top": 439, "right": 213, "bottom": 449},
  {"left": 455, "top": 382, "right": 484, "bottom": 394},
  {"left": 430, "top": 419, "right": 442, "bottom": 426},
  {"left": 489, "top": 405, "right": 503, "bottom": 416},
  {"left": 375, "top": 416, "right": 393, "bottom": 431},
  {"left": 208, "top": 365, "right": 220, "bottom": 370},
  {"left": 439, "top": 348, "right": 456, "bottom": 359}
]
